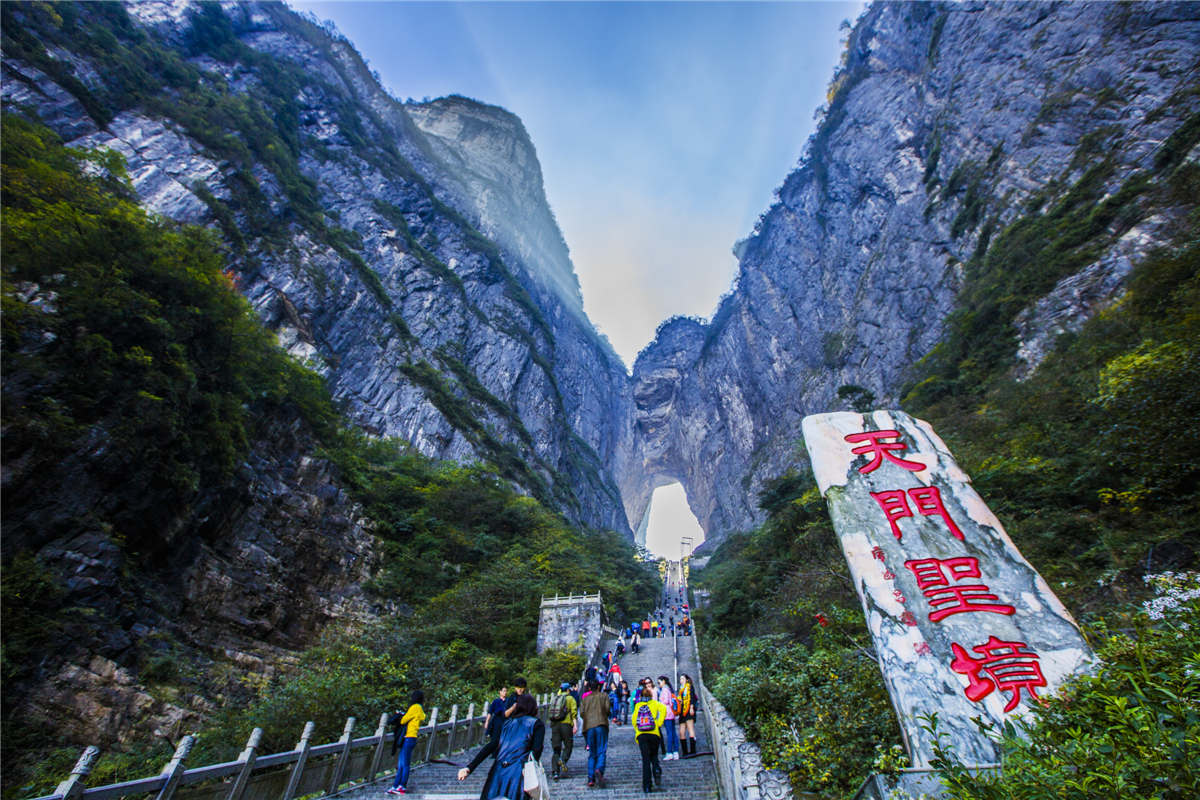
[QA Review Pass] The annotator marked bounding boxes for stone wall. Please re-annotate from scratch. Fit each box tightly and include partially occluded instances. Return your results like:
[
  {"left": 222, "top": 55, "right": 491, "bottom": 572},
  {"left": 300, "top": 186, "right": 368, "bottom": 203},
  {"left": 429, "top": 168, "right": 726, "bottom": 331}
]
[{"left": 536, "top": 594, "right": 607, "bottom": 655}]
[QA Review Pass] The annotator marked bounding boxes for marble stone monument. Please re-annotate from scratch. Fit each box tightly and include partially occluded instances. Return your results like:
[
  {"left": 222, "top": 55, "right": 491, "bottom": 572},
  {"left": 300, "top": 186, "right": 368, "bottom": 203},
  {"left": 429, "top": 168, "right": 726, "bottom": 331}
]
[{"left": 801, "top": 410, "right": 1094, "bottom": 767}]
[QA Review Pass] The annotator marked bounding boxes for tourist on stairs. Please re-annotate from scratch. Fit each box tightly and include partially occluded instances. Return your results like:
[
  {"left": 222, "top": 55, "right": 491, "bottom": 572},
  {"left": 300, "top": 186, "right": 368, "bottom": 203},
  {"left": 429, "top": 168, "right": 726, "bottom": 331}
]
[
  {"left": 484, "top": 686, "right": 508, "bottom": 736},
  {"left": 618, "top": 680, "right": 632, "bottom": 726},
  {"left": 458, "top": 692, "right": 544, "bottom": 800},
  {"left": 386, "top": 690, "right": 426, "bottom": 795},
  {"left": 656, "top": 676, "right": 680, "bottom": 760},
  {"left": 633, "top": 687, "right": 666, "bottom": 794},
  {"left": 548, "top": 682, "right": 577, "bottom": 780},
  {"left": 677, "top": 675, "right": 698, "bottom": 756},
  {"left": 579, "top": 679, "right": 611, "bottom": 787}
]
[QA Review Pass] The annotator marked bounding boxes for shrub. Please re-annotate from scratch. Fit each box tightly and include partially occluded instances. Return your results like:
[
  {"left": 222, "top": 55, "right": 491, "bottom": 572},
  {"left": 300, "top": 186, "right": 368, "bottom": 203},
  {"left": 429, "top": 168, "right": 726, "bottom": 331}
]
[
  {"left": 711, "top": 632, "right": 900, "bottom": 795},
  {"left": 929, "top": 571, "right": 1200, "bottom": 799}
]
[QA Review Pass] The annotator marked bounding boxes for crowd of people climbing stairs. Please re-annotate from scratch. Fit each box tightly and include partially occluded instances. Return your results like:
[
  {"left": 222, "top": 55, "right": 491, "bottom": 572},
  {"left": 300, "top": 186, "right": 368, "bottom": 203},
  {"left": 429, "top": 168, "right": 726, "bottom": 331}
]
[
  {"left": 382, "top": 578, "right": 703, "bottom": 798},
  {"left": 629, "top": 605, "right": 692, "bottom": 640}
]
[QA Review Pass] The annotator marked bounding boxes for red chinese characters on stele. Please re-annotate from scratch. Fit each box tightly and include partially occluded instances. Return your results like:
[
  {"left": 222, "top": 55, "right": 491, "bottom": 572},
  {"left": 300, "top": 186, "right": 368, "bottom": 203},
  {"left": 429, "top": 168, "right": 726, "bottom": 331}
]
[
  {"left": 844, "top": 430, "right": 926, "bottom": 474},
  {"left": 844, "top": 427, "right": 1046, "bottom": 715},
  {"left": 870, "top": 487, "right": 965, "bottom": 541},
  {"left": 950, "top": 637, "right": 1047, "bottom": 712},
  {"left": 903, "top": 557, "right": 1016, "bottom": 622}
]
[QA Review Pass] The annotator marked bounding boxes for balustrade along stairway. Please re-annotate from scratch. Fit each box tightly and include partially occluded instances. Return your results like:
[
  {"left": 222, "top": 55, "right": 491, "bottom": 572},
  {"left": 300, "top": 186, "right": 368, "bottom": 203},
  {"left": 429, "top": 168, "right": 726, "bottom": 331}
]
[{"left": 32, "top": 565, "right": 791, "bottom": 800}]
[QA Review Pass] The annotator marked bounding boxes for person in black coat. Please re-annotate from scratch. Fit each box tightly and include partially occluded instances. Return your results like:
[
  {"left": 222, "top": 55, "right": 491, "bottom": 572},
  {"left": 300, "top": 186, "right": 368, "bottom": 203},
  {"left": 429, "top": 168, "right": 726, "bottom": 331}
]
[{"left": 458, "top": 692, "right": 545, "bottom": 800}]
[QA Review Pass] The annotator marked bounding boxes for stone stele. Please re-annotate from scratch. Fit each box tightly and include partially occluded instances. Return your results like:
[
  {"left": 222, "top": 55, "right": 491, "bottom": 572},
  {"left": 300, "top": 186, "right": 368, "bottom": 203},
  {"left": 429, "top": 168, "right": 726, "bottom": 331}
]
[{"left": 801, "top": 410, "right": 1094, "bottom": 767}]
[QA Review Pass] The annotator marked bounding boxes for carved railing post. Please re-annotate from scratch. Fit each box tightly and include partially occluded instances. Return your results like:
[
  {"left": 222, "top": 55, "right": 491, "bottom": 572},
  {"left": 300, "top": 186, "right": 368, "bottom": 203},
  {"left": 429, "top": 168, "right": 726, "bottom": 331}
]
[
  {"left": 369, "top": 713, "right": 390, "bottom": 782},
  {"left": 445, "top": 705, "right": 459, "bottom": 756},
  {"left": 737, "top": 742, "right": 763, "bottom": 800},
  {"left": 155, "top": 736, "right": 195, "bottom": 800},
  {"left": 281, "top": 722, "right": 315, "bottom": 800},
  {"left": 326, "top": 718, "right": 356, "bottom": 795},
  {"left": 756, "top": 769, "right": 792, "bottom": 800},
  {"left": 54, "top": 746, "right": 100, "bottom": 800},
  {"left": 226, "top": 728, "right": 263, "bottom": 800},
  {"left": 463, "top": 704, "right": 476, "bottom": 750},
  {"left": 422, "top": 708, "right": 439, "bottom": 763}
]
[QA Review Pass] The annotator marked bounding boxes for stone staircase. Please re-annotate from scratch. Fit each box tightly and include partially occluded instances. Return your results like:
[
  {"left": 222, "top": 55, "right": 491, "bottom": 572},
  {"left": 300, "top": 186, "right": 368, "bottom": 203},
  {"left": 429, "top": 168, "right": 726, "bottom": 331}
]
[{"left": 342, "top": 634, "right": 719, "bottom": 800}]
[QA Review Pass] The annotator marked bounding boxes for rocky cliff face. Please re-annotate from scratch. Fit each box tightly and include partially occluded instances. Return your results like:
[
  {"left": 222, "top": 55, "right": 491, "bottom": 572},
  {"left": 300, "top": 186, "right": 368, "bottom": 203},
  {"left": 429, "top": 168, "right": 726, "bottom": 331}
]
[
  {"left": 14, "top": 406, "right": 380, "bottom": 748},
  {"left": 629, "top": 1, "right": 1200, "bottom": 547},
  {"left": 403, "top": 95, "right": 640, "bottom": 537}
]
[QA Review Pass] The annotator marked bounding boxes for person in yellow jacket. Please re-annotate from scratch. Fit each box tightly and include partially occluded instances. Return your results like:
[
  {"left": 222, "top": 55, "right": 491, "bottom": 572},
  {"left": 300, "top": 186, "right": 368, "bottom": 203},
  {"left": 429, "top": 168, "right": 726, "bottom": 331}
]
[
  {"left": 632, "top": 687, "right": 667, "bottom": 794},
  {"left": 387, "top": 690, "right": 427, "bottom": 794},
  {"left": 677, "top": 674, "right": 697, "bottom": 756}
]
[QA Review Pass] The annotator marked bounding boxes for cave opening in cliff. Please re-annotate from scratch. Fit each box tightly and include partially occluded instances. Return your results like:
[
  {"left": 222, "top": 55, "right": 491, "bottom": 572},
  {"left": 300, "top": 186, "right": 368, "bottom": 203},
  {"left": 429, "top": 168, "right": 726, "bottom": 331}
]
[{"left": 643, "top": 483, "right": 705, "bottom": 560}]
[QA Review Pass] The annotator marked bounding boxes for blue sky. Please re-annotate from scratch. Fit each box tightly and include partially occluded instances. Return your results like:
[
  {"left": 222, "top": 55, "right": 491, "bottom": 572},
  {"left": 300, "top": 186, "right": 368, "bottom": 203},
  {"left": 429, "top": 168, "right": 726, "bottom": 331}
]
[{"left": 289, "top": 0, "right": 863, "bottom": 555}]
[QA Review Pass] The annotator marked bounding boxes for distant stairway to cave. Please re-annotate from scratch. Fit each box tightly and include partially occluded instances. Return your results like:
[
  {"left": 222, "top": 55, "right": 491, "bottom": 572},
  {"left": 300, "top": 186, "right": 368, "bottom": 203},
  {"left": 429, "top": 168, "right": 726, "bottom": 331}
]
[{"left": 33, "top": 568, "right": 787, "bottom": 800}]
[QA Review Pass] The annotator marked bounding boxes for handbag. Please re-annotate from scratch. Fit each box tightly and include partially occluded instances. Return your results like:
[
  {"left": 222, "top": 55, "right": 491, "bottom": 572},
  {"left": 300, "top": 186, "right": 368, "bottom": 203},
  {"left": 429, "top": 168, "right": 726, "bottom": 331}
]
[{"left": 523, "top": 753, "right": 550, "bottom": 800}]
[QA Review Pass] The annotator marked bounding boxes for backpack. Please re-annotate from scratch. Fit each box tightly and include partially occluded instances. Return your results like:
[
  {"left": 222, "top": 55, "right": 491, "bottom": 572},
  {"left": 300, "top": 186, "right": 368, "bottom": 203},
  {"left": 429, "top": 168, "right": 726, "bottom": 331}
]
[
  {"left": 549, "top": 693, "right": 570, "bottom": 723},
  {"left": 635, "top": 703, "right": 656, "bottom": 732}
]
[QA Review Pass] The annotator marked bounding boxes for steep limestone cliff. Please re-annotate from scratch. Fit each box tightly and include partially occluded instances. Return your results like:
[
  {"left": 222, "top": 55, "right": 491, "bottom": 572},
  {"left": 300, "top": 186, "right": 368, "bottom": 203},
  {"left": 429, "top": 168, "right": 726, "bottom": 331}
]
[
  {"left": 2, "top": 0, "right": 634, "bottom": 534},
  {"left": 629, "top": 1, "right": 1200, "bottom": 547},
  {"left": 404, "top": 95, "right": 640, "bottom": 536}
]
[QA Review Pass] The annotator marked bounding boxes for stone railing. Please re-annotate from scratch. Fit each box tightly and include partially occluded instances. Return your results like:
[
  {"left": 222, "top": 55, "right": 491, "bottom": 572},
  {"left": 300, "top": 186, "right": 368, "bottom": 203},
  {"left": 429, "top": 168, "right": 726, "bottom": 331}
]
[
  {"left": 540, "top": 591, "right": 603, "bottom": 608},
  {"left": 30, "top": 697, "right": 563, "bottom": 800},
  {"left": 692, "top": 610, "right": 792, "bottom": 800}
]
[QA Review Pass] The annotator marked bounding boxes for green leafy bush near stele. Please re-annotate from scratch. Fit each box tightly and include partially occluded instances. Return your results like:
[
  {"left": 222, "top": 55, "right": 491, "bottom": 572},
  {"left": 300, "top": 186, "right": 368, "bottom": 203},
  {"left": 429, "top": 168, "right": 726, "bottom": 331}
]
[
  {"left": 928, "top": 571, "right": 1200, "bottom": 800},
  {"left": 710, "top": 631, "right": 901, "bottom": 795}
]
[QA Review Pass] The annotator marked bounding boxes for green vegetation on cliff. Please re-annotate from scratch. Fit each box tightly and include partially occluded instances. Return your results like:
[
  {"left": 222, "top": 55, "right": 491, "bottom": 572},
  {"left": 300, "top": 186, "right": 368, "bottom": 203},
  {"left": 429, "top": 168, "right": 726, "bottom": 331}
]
[
  {"left": 902, "top": 150, "right": 1199, "bottom": 615},
  {"left": 1, "top": 113, "right": 334, "bottom": 512},
  {"left": 326, "top": 430, "right": 658, "bottom": 672}
]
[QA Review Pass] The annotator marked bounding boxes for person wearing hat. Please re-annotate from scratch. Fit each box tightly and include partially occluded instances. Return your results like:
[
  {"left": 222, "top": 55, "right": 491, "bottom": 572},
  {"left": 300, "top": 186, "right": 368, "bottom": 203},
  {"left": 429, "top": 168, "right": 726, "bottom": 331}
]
[
  {"left": 547, "top": 681, "right": 578, "bottom": 779},
  {"left": 459, "top": 690, "right": 545, "bottom": 800}
]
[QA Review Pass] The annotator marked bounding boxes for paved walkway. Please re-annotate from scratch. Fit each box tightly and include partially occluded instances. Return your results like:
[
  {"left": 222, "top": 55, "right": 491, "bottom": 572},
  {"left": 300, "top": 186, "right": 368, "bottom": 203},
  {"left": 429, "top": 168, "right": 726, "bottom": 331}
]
[{"left": 346, "top": 599, "right": 717, "bottom": 800}]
